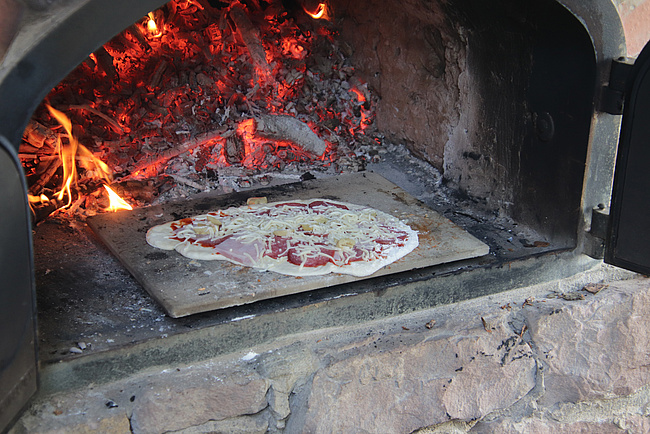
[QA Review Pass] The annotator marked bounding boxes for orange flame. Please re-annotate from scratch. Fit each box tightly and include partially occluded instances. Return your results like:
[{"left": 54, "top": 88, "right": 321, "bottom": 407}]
[
  {"left": 304, "top": 2, "right": 330, "bottom": 20},
  {"left": 28, "top": 194, "right": 50, "bottom": 204},
  {"left": 104, "top": 185, "right": 133, "bottom": 212},
  {"left": 47, "top": 105, "right": 80, "bottom": 208},
  {"left": 146, "top": 12, "right": 162, "bottom": 37},
  {"left": 45, "top": 104, "right": 117, "bottom": 211}
]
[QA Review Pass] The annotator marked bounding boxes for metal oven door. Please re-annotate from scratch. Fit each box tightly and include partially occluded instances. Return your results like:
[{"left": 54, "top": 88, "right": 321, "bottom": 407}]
[
  {"left": 606, "top": 40, "right": 650, "bottom": 275},
  {"left": 0, "top": 135, "right": 38, "bottom": 432}
]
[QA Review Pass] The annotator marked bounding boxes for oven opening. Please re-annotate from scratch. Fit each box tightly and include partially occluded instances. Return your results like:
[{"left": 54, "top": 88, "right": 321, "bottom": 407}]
[{"left": 18, "top": 0, "right": 596, "bottom": 361}]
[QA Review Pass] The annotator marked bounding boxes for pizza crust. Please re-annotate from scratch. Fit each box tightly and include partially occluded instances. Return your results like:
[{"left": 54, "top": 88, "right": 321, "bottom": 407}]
[{"left": 146, "top": 198, "right": 418, "bottom": 277}]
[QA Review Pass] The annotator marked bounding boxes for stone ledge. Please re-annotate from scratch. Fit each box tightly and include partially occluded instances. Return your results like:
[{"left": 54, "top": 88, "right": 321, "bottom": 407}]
[{"left": 10, "top": 271, "right": 650, "bottom": 433}]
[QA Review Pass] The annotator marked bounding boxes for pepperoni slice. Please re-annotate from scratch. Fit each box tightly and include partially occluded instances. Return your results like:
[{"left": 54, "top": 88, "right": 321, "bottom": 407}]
[
  {"left": 275, "top": 202, "right": 308, "bottom": 209},
  {"left": 308, "top": 200, "right": 349, "bottom": 210},
  {"left": 287, "top": 248, "right": 332, "bottom": 267},
  {"left": 265, "top": 236, "right": 290, "bottom": 259}
]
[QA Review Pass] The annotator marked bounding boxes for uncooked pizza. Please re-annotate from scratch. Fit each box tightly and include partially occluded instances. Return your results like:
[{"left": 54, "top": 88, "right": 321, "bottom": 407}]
[{"left": 146, "top": 198, "right": 418, "bottom": 277}]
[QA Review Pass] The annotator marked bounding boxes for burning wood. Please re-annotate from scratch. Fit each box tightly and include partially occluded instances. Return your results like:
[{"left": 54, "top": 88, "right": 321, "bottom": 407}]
[
  {"left": 127, "top": 127, "right": 228, "bottom": 178},
  {"left": 229, "top": 4, "right": 272, "bottom": 82},
  {"left": 255, "top": 114, "right": 329, "bottom": 156},
  {"left": 20, "top": 0, "right": 378, "bottom": 220},
  {"left": 93, "top": 47, "right": 118, "bottom": 83}
]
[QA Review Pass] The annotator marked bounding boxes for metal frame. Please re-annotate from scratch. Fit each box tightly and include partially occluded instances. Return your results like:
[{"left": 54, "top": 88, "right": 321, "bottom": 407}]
[
  {"left": 0, "top": 135, "right": 37, "bottom": 432},
  {"left": 606, "top": 41, "right": 650, "bottom": 275}
]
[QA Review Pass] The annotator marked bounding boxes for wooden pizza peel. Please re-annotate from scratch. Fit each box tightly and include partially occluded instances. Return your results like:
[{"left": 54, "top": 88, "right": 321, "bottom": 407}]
[{"left": 87, "top": 172, "right": 490, "bottom": 317}]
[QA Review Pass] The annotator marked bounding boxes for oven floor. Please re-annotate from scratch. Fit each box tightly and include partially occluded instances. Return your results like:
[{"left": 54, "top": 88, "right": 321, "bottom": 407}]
[{"left": 33, "top": 144, "right": 561, "bottom": 364}]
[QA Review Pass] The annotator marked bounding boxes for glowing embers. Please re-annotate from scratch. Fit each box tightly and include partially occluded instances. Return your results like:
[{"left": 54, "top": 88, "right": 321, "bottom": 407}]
[
  {"left": 22, "top": 0, "right": 377, "bottom": 220},
  {"left": 234, "top": 118, "right": 327, "bottom": 169}
]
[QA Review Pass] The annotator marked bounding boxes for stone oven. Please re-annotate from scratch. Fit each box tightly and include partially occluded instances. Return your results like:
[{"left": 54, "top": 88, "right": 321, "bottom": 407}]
[{"left": 1, "top": 0, "right": 650, "bottom": 430}]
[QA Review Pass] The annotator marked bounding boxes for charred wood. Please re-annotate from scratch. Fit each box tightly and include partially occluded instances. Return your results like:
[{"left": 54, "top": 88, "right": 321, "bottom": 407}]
[
  {"left": 255, "top": 114, "right": 328, "bottom": 156},
  {"left": 229, "top": 4, "right": 272, "bottom": 80},
  {"left": 94, "top": 46, "right": 118, "bottom": 82},
  {"left": 127, "top": 127, "right": 227, "bottom": 177},
  {"left": 225, "top": 135, "right": 244, "bottom": 164},
  {"left": 30, "top": 158, "right": 61, "bottom": 194},
  {"left": 68, "top": 104, "right": 124, "bottom": 135},
  {"left": 23, "top": 120, "right": 56, "bottom": 149}
]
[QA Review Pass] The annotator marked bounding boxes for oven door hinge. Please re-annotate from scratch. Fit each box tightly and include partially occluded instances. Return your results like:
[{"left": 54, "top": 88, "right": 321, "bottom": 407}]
[
  {"left": 584, "top": 205, "right": 610, "bottom": 259},
  {"left": 599, "top": 57, "right": 635, "bottom": 115}
]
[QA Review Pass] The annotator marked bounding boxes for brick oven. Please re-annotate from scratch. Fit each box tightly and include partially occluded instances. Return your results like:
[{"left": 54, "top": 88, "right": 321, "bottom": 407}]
[{"left": 1, "top": 0, "right": 649, "bottom": 430}]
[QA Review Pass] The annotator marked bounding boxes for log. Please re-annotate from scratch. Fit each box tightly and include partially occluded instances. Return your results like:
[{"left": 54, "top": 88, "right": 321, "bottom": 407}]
[
  {"left": 126, "top": 127, "right": 227, "bottom": 177},
  {"left": 94, "top": 46, "right": 119, "bottom": 82},
  {"left": 255, "top": 114, "right": 328, "bottom": 156},
  {"left": 30, "top": 158, "right": 61, "bottom": 194},
  {"left": 225, "top": 136, "right": 244, "bottom": 164},
  {"left": 23, "top": 120, "right": 56, "bottom": 149},
  {"left": 229, "top": 5, "right": 272, "bottom": 80},
  {"left": 68, "top": 104, "right": 124, "bottom": 134},
  {"left": 125, "top": 24, "right": 151, "bottom": 52}
]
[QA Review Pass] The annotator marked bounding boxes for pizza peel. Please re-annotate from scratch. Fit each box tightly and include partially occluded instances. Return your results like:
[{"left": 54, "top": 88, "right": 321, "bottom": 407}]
[{"left": 87, "top": 172, "right": 489, "bottom": 317}]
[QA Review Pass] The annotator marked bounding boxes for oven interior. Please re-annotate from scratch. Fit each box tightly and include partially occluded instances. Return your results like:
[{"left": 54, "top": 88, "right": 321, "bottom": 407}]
[{"left": 2, "top": 0, "right": 606, "bottom": 370}]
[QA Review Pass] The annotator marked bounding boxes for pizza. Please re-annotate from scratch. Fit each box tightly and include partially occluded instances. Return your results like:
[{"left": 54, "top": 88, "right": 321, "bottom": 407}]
[{"left": 146, "top": 198, "right": 418, "bottom": 277}]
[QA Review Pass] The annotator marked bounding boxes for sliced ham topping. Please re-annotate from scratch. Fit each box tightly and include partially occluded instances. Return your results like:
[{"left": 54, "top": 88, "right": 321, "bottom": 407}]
[{"left": 154, "top": 198, "right": 417, "bottom": 270}]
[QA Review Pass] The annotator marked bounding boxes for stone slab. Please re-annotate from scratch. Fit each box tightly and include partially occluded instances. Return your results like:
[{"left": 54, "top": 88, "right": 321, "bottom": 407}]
[
  {"left": 520, "top": 277, "right": 650, "bottom": 405},
  {"left": 87, "top": 172, "right": 489, "bottom": 317},
  {"left": 294, "top": 314, "right": 537, "bottom": 433}
]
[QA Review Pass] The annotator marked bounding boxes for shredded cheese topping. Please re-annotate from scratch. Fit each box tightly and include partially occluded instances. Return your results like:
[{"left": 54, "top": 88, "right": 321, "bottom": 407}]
[{"left": 168, "top": 199, "right": 413, "bottom": 268}]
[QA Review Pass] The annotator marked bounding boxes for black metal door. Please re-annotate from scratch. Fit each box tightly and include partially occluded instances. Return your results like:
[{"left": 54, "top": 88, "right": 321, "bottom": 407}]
[
  {"left": 606, "top": 41, "right": 650, "bottom": 275},
  {"left": 0, "top": 135, "right": 38, "bottom": 432}
]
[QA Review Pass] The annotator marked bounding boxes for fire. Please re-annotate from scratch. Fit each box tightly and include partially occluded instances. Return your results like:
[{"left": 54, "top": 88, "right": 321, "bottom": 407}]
[
  {"left": 104, "top": 185, "right": 133, "bottom": 211},
  {"left": 38, "top": 105, "right": 131, "bottom": 213},
  {"left": 350, "top": 87, "right": 366, "bottom": 104},
  {"left": 304, "top": 2, "right": 330, "bottom": 20},
  {"left": 23, "top": 0, "right": 376, "bottom": 220},
  {"left": 47, "top": 105, "right": 80, "bottom": 207},
  {"left": 146, "top": 12, "right": 162, "bottom": 37},
  {"left": 28, "top": 194, "right": 49, "bottom": 204}
]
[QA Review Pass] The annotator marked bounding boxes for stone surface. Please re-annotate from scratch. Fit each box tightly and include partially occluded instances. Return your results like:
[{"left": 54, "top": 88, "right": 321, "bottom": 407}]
[
  {"left": 129, "top": 370, "right": 269, "bottom": 433},
  {"left": 521, "top": 280, "right": 650, "bottom": 406},
  {"left": 615, "top": 0, "right": 650, "bottom": 57},
  {"left": 11, "top": 404, "right": 131, "bottom": 434},
  {"left": 168, "top": 415, "right": 268, "bottom": 434},
  {"left": 338, "top": 0, "right": 463, "bottom": 170},
  {"left": 293, "top": 314, "right": 536, "bottom": 433},
  {"left": 11, "top": 274, "right": 650, "bottom": 433},
  {"left": 473, "top": 418, "right": 648, "bottom": 433}
]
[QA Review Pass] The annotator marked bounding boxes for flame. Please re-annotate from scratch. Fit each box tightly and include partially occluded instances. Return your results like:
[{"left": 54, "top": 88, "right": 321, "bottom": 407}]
[
  {"left": 44, "top": 104, "right": 114, "bottom": 211},
  {"left": 27, "top": 0, "right": 376, "bottom": 219},
  {"left": 28, "top": 194, "right": 49, "bottom": 204},
  {"left": 104, "top": 185, "right": 133, "bottom": 211},
  {"left": 146, "top": 12, "right": 162, "bottom": 37},
  {"left": 47, "top": 105, "right": 79, "bottom": 207},
  {"left": 304, "top": 2, "right": 330, "bottom": 20}
]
